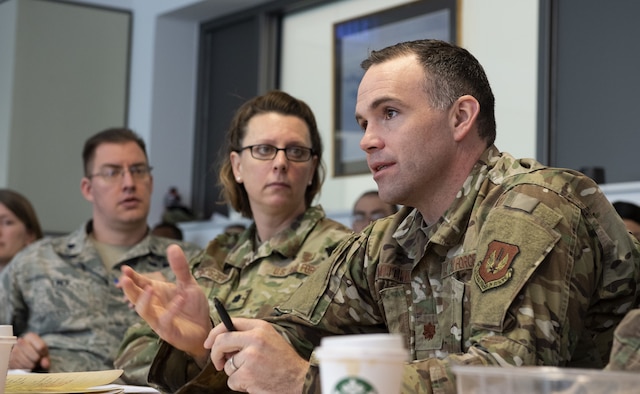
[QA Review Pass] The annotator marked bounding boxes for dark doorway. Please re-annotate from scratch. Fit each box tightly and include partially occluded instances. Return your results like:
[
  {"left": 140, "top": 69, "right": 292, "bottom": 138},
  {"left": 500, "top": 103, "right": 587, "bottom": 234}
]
[{"left": 538, "top": 0, "right": 640, "bottom": 184}]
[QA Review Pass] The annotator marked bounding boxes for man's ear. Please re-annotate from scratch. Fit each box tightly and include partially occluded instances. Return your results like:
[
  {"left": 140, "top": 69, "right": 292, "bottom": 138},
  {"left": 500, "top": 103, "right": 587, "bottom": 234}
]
[
  {"left": 80, "top": 177, "right": 94, "bottom": 203},
  {"left": 450, "top": 95, "right": 480, "bottom": 142}
]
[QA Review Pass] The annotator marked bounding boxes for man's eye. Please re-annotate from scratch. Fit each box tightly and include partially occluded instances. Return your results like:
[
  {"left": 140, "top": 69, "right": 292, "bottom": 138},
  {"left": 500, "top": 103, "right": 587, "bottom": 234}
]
[
  {"left": 129, "top": 166, "right": 144, "bottom": 175},
  {"left": 103, "top": 168, "right": 119, "bottom": 177},
  {"left": 385, "top": 109, "right": 398, "bottom": 120}
]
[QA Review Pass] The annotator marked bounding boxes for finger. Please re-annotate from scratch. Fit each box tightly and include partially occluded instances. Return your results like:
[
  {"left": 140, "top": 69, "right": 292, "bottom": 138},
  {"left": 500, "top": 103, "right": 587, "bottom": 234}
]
[
  {"left": 23, "top": 333, "right": 48, "bottom": 356},
  {"left": 204, "top": 320, "right": 229, "bottom": 349},
  {"left": 11, "top": 335, "right": 46, "bottom": 369},
  {"left": 224, "top": 353, "right": 240, "bottom": 375},
  {"left": 118, "top": 276, "right": 143, "bottom": 304},
  {"left": 134, "top": 286, "right": 158, "bottom": 325},
  {"left": 10, "top": 343, "right": 32, "bottom": 369},
  {"left": 39, "top": 355, "right": 51, "bottom": 370},
  {"left": 167, "top": 244, "right": 196, "bottom": 288},
  {"left": 119, "top": 266, "right": 149, "bottom": 303},
  {"left": 209, "top": 332, "right": 246, "bottom": 371}
]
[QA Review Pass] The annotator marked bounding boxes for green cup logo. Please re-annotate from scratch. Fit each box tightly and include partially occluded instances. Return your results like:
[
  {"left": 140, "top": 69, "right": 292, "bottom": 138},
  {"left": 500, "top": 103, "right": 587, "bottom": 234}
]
[{"left": 332, "top": 377, "right": 377, "bottom": 394}]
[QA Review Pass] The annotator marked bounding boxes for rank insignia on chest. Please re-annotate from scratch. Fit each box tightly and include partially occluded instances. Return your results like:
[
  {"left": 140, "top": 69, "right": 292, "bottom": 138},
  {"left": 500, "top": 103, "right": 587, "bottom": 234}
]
[
  {"left": 423, "top": 323, "right": 436, "bottom": 340},
  {"left": 474, "top": 240, "right": 519, "bottom": 292}
]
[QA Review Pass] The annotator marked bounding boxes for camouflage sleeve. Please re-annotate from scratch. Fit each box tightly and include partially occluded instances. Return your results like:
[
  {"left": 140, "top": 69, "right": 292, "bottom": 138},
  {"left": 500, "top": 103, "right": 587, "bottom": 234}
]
[
  {"left": 0, "top": 250, "right": 28, "bottom": 330},
  {"left": 605, "top": 308, "right": 640, "bottom": 371},
  {"left": 271, "top": 231, "right": 389, "bottom": 355},
  {"left": 114, "top": 322, "right": 161, "bottom": 385},
  {"left": 147, "top": 342, "right": 234, "bottom": 393}
]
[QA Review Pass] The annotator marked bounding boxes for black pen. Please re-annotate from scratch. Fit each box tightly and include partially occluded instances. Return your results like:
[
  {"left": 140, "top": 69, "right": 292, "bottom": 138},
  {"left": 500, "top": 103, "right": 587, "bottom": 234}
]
[{"left": 214, "top": 297, "right": 237, "bottom": 331}]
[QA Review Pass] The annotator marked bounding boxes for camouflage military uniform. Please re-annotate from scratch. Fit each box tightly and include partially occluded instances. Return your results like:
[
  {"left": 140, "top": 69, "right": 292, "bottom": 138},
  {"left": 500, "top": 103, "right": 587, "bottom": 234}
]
[
  {"left": 117, "top": 205, "right": 351, "bottom": 393},
  {"left": 267, "top": 146, "right": 640, "bottom": 394},
  {"left": 0, "top": 221, "right": 201, "bottom": 374},
  {"left": 606, "top": 308, "right": 640, "bottom": 371}
]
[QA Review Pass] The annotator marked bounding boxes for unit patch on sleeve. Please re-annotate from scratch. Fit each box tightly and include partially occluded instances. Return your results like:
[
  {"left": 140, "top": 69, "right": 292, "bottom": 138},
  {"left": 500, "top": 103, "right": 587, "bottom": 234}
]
[{"left": 474, "top": 240, "right": 520, "bottom": 292}]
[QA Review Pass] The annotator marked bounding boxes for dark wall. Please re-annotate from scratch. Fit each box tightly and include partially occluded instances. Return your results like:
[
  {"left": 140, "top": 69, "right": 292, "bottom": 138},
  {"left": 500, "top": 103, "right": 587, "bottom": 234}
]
[{"left": 540, "top": 0, "right": 640, "bottom": 184}]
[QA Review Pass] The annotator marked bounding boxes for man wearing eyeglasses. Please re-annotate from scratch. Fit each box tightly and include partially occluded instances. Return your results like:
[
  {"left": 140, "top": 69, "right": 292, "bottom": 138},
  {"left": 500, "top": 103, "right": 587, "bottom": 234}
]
[{"left": 0, "top": 127, "right": 200, "bottom": 377}]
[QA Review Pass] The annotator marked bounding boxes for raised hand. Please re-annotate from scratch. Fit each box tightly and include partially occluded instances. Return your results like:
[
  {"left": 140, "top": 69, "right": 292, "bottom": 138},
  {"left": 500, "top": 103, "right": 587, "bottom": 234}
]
[{"left": 119, "top": 244, "right": 213, "bottom": 364}]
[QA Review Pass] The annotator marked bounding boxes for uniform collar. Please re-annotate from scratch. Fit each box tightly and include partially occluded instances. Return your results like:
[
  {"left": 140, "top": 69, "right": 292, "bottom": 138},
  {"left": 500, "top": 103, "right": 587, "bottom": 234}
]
[
  {"left": 225, "top": 205, "right": 328, "bottom": 268},
  {"left": 395, "top": 146, "right": 502, "bottom": 253},
  {"left": 54, "top": 220, "right": 158, "bottom": 259}
]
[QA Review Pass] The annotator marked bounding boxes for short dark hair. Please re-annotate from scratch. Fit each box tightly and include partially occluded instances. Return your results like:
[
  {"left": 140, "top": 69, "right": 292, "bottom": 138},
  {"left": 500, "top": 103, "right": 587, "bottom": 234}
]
[
  {"left": 218, "top": 90, "right": 325, "bottom": 218},
  {"left": 151, "top": 222, "right": 184, "bottom": 240},
  {"left": 82, "top": 128, "right": 148, "bottom": 176},
  {"left": 355, "top": 190, "right": 399, "bottom": 214},
  {"left": 361, "top": 39, "right": 496, "bottom": 146},
  {"left": 613, "top": 201, "right": 640, "bottom": 225},
  {"left": 0, "top": 189, "right": 43, "bottom": 239}
]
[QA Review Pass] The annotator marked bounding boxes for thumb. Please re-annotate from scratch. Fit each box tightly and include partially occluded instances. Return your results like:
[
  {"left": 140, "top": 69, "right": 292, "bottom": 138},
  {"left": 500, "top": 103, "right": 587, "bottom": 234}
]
[{"left": 39, "top": 355, "right": 51, "bottom": 370}]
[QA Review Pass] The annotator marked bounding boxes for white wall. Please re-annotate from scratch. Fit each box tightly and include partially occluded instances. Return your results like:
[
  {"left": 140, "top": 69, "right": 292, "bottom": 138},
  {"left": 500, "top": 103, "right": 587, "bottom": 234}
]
[
  {"left": 461, "top": 0, "right": 538, "bottom": 160},
  {"left": 0, "top": 1, "right": 17, "bottom": 187},
  {"left": 0, "top": 0, "right": 130, "bottom": 232},
  {"left": 0, "top": 0, "right": 540, "bottom": 237},
  {"left": 280, "top": 0, "right": 539, "bottom": 213}
]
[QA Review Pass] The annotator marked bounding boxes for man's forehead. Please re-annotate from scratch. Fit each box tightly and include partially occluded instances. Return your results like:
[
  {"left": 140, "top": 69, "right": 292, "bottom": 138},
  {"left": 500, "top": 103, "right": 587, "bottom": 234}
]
[
  {"left": 92, "top": 142, "right": 147, "bottom": 164},
  {"left": 356, "top": 57, "right": 423, "bottom": 108}
]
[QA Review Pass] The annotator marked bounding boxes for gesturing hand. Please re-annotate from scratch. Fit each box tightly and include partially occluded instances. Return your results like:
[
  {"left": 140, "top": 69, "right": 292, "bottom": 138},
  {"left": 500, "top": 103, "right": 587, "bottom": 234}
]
[{"left": 119, "top": 244, "right": 212, "bottom": 363}]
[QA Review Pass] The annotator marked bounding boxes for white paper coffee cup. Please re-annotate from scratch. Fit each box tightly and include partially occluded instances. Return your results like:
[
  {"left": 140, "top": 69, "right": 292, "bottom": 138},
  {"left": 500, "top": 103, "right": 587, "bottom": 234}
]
[
  {"left": 0, "top": 328, "right": 17, "bottom": 394},
  {"left": 315, "top": 334, "right": 408, "bottom": 394}
]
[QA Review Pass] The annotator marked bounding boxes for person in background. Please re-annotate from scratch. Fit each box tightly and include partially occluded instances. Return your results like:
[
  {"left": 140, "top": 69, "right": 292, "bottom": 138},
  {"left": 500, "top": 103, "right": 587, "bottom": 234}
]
[
  {"left": 351, "top": 189, "right": 398, "bottom": 232},
  {"left": 0, "top": 189, "right": 43, "bottom": 272},
  {"left": 115, "top": 90, "right": 352, "bottom": 392},
  {"left": 0, "top": 127, "right": 200, "bottom": 375},
  {"left": 605, "top": 201, "right": 640, "bottom": 372},
  {"left": 161, "top": 186, "right": 196, "bottom": 224},
  {"left": 151, "top": 222, "right": 184, "bottom": 241},
  {"left": 164, "top": 187, "right": 182, "bottom": 209},
  {"left": 613, "top": 201, "right": 640, "bottom": 240},
  {"left": 200, "top": 39, "right": 640, "bottom": 393}
]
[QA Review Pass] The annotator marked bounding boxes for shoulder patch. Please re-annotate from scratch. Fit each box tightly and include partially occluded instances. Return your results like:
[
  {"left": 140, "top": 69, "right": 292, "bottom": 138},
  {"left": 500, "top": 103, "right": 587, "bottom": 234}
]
[{"left": 474, "top": 240, "right": 519, "bottom": 292}]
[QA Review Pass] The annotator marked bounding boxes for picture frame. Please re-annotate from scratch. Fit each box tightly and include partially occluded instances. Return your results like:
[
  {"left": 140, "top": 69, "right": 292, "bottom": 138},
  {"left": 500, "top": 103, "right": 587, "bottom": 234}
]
[{"left": 332, "top": 0, "right": 457, "bottom": 176}]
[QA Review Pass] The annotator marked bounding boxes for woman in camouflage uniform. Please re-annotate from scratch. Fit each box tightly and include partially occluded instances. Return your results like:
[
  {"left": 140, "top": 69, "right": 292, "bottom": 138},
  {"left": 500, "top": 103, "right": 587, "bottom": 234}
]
[{"left": 115, "top": 91, "right": 352, "bottom": 393}]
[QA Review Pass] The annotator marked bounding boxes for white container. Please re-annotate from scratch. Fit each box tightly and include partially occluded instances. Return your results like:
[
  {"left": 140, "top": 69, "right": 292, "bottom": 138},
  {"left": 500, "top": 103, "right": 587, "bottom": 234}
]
[
  {"left": 0, "top": 325, "right": 17, "bottom": 394},
  {"left": 452, "top": 365, "right": 640, "bottom": 394},
  {"left": 315, "top": 334, "right": 408, "bottom": 394}
]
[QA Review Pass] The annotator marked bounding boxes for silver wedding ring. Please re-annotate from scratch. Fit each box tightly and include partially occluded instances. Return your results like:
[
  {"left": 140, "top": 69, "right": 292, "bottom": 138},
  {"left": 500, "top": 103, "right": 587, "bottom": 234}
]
[{"left": 229, "top": 355, "right": 239, "bottom": 371}]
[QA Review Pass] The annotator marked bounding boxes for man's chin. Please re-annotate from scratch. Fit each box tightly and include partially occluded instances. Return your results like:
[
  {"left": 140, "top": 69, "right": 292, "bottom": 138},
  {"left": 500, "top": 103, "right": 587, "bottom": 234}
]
[{"left": 117, "top": 211, "right": 149, "bottom": 225}]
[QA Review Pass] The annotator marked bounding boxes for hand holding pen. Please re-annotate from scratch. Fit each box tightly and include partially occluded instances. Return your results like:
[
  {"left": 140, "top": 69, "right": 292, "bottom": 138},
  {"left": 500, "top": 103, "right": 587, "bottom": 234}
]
[{"left": 214, "top": 297, "right": 237, "bottom": 331}]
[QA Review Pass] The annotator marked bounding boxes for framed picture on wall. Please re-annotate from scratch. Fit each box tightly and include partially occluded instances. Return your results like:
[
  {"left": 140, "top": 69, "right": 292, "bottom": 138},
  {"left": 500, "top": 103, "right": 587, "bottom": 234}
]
[{"left": 333, "top": 0, "right": 457, "bottom": 176}]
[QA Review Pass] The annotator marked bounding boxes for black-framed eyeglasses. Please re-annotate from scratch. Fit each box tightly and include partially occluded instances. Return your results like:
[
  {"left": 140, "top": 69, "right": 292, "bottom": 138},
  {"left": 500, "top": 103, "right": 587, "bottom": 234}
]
[
  {"left": 88, "top": 164, "right": 153, "bottom": 182},
  {"left": 239, "top": 144, "right": 314, "bottom": 162}
]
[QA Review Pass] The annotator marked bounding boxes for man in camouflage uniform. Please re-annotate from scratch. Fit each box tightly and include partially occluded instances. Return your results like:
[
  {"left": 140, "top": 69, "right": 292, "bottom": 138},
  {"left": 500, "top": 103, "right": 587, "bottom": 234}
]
[
  {"left": 0, "top": 128, "right": 200, "bottom": 375},
  {"left": 204, "top": 40, "right": 640, "bottom": 393}
]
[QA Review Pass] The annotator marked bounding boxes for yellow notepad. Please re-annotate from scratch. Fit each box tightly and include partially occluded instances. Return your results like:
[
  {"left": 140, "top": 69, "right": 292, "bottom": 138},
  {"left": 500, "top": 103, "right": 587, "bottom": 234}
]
[{"left": 5, "top": 369, "right": 123, "bottom": 393}]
